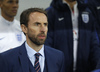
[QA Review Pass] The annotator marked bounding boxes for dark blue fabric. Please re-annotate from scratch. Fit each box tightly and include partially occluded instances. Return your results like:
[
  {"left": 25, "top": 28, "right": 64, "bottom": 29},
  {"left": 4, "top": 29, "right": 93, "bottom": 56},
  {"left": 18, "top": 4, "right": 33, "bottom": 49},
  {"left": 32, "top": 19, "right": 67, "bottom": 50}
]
[
  {"left": 88, "top": 0, "right": 100, "bottom": 43},
  {"left": 28, "top": 56, "right": 48, "bottom": 72},
  {"left": 91, "top": 69, "right": 100, "bottom": 72},
  {"left": 96, "top": 59, "right": 100, "bottom": 69},
  {"left": 28, "top": 58, "right": 35, "bottom": 72},
  {"left": 0, "top": 43, "right": 65, "bottom": 72},
  {"left": 45, "top": 0, "right": 100, "bottom": 72}
]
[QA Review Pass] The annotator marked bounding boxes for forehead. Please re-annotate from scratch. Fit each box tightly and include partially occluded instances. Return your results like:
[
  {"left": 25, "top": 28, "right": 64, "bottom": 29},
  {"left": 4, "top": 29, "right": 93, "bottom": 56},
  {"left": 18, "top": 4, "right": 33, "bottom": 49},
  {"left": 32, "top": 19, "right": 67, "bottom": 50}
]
[
  {"left": 2, "top": 0, "right": 18, "bottom": 2},
  {"left": 29, "top": 12, "right": 47, "bottom": 20}
]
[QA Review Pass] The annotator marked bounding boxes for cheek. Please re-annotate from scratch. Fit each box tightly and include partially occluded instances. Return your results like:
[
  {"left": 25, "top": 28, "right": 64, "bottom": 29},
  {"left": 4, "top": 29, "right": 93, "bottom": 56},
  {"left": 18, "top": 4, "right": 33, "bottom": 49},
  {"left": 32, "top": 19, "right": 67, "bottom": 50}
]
[
  {"left": 3, "top": 5, "right": 9, "bottom": 9},
  {"left": 46, "top": 27, "right": 48, "bottom": 33},
  {"left": 28, "top": 28, "right": 35, "bottom": 34},
  {"left": 3, "top": 6, "right": 10, "bottom": 13},
  {"left": 28, "top": 27, "right": 38, "bottom": 35},
  {"left": 47, "top": 28, "right": 48, "bottom": 32}
]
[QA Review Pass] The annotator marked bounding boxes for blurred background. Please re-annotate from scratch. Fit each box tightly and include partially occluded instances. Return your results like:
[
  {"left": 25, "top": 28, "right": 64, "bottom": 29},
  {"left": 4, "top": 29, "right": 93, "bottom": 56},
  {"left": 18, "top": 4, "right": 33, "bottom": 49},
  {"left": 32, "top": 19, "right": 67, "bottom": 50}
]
[{"left": 0, "top": 0, "right": 52, "bottom": 20}]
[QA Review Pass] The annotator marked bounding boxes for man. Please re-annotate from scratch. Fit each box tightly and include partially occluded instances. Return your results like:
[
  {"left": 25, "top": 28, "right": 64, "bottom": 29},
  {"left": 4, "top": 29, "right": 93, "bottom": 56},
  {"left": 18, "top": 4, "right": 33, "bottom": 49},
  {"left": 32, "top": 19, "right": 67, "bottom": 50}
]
[
  {"left": 0, "top": 8, "right": 65, "bottom": 72},
  {"left": 0, "top": 0, "right": 26, "bottom": 53},
  {"left": 45, "top": 0, "right": 100, "bottom": 72}
]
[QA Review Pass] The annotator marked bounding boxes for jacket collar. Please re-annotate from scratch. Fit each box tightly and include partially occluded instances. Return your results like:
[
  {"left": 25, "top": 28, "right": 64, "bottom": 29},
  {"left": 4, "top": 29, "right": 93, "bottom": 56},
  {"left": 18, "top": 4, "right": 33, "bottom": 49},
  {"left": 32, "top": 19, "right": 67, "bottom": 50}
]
[
  {"left": 18, "top": 42, "right": 30, "bottom": 72},
  {"left": 18, "top": 43, "right": 49, "bottom": 72},
  {"left": 44, "top": 45, "right": 59, "bottom": 72},
  {"left": 18, "top": 43, "right": 58, "bottom": 72}
]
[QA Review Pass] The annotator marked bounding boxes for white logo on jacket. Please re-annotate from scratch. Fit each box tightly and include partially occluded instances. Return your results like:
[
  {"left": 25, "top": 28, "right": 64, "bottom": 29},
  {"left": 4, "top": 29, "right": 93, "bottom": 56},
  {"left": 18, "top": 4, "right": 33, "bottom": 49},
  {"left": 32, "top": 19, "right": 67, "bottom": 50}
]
[
  {"left": 82, "top": 12, "right": 89, "bottom": 23},
  {"left": 58, "top": 17, "right": 64, "bottom": 21},
  {"left": 97, "top": 6, "right": 100, "bottom": 10}
]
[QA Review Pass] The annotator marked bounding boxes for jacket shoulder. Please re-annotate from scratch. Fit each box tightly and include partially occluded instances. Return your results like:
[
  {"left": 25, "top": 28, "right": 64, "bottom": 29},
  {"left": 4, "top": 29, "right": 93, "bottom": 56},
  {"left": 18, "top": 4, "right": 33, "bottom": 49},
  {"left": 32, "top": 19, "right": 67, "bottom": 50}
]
[
  {"left": 44, "top": 45, "right": 64, "bottom": 56},
  {"left": 0, "top": 46, "right": 20, "bottom": 59}
]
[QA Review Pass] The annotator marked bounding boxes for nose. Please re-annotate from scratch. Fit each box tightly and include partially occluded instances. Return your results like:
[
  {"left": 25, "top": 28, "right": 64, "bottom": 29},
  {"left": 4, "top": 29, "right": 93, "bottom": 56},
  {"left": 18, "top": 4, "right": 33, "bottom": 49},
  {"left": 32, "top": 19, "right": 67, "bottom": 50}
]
[
  {"left": 13, "top": 2, "right": 19, "bottom": 8},
  {"left": 40, "top": 25, "right": 47, "bottom": 32}
]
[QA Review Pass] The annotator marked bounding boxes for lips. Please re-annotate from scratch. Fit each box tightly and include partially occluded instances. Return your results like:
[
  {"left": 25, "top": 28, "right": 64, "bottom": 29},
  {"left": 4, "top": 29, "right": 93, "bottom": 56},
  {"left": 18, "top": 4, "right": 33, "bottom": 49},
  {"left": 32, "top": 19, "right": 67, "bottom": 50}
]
[
  {"left": 12, "top": 9, "right": 17, "bottom": 13},
  {"left": 38, "top": 35, "right": 45, "bottom": 39},
  {"left": 38, "top": 34, "right": 46, "bottom": 39},
  {"left": 12, "top": 10, "right": 17, "bottom": 13}
]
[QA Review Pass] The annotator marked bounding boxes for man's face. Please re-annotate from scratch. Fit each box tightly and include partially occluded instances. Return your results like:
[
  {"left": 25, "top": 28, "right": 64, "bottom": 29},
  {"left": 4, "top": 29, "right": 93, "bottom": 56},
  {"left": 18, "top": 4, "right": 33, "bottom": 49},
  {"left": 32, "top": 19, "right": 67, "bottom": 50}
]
[
  {"left": 0, "top": 0, "right": 19, "bottom": 17},
  {"left": 24, "top": 12, "right": 48, "bottom": 45}
]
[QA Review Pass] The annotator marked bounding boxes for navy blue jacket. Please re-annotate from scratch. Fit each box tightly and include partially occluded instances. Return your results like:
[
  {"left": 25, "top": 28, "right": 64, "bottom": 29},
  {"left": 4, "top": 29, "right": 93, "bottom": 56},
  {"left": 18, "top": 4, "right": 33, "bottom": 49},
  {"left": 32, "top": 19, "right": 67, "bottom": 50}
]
[
  {"left": 0, "top": 43, "right": 65, "bottom": 72},
  {"left": 45, "top": 0, "right": 100, "bottom": 72},
  {"left": 91, "top": 58, "right": 100, "bottom": 72},
  {"left": 88, "top": 0, "right": 100, "bottom": 42}
]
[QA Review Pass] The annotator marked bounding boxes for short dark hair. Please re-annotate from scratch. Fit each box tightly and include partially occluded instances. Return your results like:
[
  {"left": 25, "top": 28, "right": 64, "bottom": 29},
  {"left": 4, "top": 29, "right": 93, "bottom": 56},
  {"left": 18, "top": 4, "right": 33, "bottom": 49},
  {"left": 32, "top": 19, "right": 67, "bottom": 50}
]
[
  {"left": 0, "top": 0, "right": 4, "bottom": 2},
  {"left": 20, "top": 8, "right": 47, "bottom": 27},
  {"left": 0, "top": 0, "right": 3, "bottom": 1}
]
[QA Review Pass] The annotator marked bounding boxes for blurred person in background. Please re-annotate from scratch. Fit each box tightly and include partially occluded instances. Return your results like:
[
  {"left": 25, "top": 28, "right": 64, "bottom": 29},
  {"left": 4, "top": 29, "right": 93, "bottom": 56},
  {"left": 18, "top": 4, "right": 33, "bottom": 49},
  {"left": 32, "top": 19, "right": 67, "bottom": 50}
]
[
  {"left": 0, "top": 0, "right": 26, "bottom": 53},
  {"left": 45, "top": 0, "right": 100, "bottom": 72}
]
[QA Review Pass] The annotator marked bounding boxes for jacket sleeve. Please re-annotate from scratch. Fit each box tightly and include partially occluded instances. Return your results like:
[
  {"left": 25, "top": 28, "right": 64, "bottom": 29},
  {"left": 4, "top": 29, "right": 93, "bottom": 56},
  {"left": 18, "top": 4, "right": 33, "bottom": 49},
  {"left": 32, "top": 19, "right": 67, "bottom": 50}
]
[
  {"left": 91, "top": 69, "right": 100, "bottom": 72},
  {"left": 0, "top": 54, "right": 8, "bottom": 72},
  {"left": 88, "top": 0, "right": 100, "bottom": 42},
  {"left": 89, "top": 13, "right": 100, "bottom": 70},
  {"left": 96, "top": 59, "right": 100, "bottom": 69},
  {"left": 60, "top": 52, "right": 65, "bottom": 72},
  {"left": 45, "top": 8, "right": 55, "bottom": 47}
]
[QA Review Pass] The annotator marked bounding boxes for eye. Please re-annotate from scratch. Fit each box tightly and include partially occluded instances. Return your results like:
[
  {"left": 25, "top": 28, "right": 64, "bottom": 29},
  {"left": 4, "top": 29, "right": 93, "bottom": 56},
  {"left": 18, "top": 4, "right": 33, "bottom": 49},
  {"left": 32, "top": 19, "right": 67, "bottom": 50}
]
[
  {"left": 16, "top": 0, "right": 19, "bottom": 4},
  {"left": 34, "top": 23, "right": 40, "bottom": 26},
  {"left": 8, "top": 1, "right": 13, "bottom": 3},
  {"left": 44, "top": 23, "right": 48, "bottom": 26},
  {"left": 7, "top": 0, "right": 19, "bottom": 4}
]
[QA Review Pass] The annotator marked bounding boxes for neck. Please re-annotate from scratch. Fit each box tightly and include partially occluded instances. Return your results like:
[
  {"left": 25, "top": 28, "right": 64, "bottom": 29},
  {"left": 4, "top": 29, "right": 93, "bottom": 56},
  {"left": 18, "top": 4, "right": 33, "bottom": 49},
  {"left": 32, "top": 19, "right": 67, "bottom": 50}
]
[
  {"left": 65, "top": 0, "right": 76, "bottom": 11},
  {"left": 26, "top": 38, "right": 43, "bottom": 52},
  {"left": 1, "top": 12, "right": 14, "bottom": 21}
]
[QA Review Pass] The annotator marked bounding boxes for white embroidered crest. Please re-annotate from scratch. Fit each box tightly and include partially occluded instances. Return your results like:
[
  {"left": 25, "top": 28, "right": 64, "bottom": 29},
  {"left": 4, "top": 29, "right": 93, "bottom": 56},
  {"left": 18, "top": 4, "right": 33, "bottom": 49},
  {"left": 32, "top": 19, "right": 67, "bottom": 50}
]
[
  {"left": 82, "top": 13, "right": 89, "bottom": 23},
  {"left": 16, "top": 33, "right": 22, "bottom": 42}
]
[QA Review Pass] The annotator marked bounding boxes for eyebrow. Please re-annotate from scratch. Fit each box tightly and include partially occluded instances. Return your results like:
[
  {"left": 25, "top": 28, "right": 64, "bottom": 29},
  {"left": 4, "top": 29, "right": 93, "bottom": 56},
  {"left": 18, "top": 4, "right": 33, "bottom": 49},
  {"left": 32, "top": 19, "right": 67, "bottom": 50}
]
[
  {"left": 34, "top": 22, "right": 41, "bottom": 24},
  {"left": 34, "top": 22, "right": 48, "bottom": 24}
]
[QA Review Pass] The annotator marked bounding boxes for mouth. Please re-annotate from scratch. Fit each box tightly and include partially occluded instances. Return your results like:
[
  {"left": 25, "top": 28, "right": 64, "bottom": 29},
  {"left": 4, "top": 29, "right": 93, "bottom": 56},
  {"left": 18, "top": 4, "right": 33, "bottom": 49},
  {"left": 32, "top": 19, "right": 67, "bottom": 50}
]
[
  {"left": 38, "top": 33, "right": 46, "bottom": 39},
  {"left": 38, "top": 36, "right": 46, "bottom": 39},
  {"left": 12, "top": 10, "right": 17, "bottom": 13}
]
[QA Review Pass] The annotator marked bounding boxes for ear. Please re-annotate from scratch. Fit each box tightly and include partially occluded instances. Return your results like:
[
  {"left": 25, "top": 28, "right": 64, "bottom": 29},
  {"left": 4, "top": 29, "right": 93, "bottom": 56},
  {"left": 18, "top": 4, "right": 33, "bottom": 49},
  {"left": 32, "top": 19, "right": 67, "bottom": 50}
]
[
  {"left": 0, "top": 1, "right": 3, "bottom": 8},
  {"left": 0, "top": 2, "right": 2, "bottom": 7},
  {"left": 21, "top": 24, "right": 28, "bottom": 34}
]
